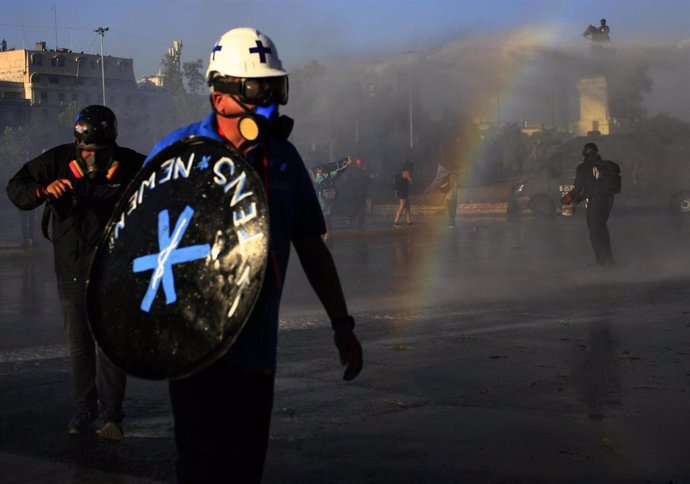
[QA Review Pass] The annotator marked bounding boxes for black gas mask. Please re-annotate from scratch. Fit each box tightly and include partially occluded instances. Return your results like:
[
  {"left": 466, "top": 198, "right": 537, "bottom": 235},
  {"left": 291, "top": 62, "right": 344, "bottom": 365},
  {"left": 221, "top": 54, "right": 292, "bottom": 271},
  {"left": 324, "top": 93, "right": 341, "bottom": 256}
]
[
  {"left": 72, "top": 105, "right": 118, "bottom": 183},
  {"left": 582, "top": 142, "right": 599, "bottom": 158},
  {"left": 76, "top": 144, "right": 114, "bottom": 183},
  {"left": 211, "top": 75, "right": 293, "bottom": 145},
  {"left": 236, "top": 103, "right": 294, "bottom": 143}
]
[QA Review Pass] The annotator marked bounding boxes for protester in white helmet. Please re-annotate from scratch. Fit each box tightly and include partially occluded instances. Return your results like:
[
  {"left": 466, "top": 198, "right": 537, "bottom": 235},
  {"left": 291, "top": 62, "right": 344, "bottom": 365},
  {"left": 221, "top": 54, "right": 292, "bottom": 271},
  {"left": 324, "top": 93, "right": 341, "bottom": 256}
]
[{"left": 146, "top": 27, "right": 363, "bottom": 484}]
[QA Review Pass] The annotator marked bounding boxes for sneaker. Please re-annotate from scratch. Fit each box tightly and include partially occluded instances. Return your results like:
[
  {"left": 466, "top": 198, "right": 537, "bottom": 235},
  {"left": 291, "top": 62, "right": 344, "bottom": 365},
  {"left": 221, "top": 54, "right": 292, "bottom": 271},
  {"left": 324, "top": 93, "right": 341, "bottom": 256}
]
[
  {"left": 97, "top": 421, "right": 124, "bottom": 441},
  {"left": 68, "top": 408, "right": 97, "bottom": 436},
  {"left": 392, "top": 223, "right": 402, "bottom": 227}
]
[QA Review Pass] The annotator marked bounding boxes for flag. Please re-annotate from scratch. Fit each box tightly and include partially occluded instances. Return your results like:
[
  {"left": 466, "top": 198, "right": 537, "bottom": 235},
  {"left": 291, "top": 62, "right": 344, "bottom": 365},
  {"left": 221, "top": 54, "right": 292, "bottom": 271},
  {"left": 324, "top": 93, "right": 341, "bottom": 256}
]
[{"left": 424, "top": 164, "right": 450, "bottom": 194}]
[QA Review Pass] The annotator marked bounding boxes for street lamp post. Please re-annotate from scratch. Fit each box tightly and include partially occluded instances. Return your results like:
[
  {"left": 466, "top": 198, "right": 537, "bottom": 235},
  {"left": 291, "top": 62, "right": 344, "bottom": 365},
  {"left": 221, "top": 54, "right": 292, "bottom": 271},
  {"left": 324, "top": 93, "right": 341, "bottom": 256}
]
[
  {"left": 95, "top": 27, "right": 109, "bottom": 106},
  {"left": 404, "top": 50, "right": 416, "bottom": 162},
  {"left": 409, "top": 83, "right": 413, "bottom": 157}
]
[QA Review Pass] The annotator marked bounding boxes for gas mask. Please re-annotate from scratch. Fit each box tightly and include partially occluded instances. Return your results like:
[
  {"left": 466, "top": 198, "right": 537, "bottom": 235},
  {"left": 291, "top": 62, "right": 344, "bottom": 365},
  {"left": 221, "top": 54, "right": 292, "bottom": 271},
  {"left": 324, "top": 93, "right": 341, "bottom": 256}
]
[
  {"left": 582, "top": 143, "right": 599, "bottom": 158},
  {"left": 237, "top": 103, "right": 294, "bottom": 143},
  {"left": 211, "top": 75, "right": 293, "bottom": 145},
  {"left": 76, "top": 145, "right": 114, "bottom": 183},
  {"left": 216, "top": 100, "right": 294, "bottom": 147}
]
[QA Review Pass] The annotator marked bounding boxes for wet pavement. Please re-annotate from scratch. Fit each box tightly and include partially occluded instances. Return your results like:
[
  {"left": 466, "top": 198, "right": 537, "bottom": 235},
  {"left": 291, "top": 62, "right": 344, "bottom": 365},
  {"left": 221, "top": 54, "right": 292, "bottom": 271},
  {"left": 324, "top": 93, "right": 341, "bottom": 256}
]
[{"left": 2, "top": 202, "right": 690, "bottom": 483}]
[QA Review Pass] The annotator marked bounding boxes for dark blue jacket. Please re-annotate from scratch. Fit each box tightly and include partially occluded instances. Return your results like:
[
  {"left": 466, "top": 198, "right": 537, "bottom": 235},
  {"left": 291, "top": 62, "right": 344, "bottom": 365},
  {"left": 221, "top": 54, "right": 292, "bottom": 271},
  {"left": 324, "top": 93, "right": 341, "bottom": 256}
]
[{"left": 146, "top": 113, "right": 326, "bottom": 373}]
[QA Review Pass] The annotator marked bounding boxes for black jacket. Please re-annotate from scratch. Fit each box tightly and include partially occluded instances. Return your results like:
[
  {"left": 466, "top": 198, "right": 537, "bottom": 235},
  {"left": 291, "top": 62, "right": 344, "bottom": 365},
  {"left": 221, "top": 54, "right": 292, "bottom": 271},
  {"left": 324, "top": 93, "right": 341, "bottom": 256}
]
[
  {"left": 569, "top": 154, "right": 617, "bottom": 201},
  {"left": 6, "top": 143, "right": 145, "bottom": 277}
]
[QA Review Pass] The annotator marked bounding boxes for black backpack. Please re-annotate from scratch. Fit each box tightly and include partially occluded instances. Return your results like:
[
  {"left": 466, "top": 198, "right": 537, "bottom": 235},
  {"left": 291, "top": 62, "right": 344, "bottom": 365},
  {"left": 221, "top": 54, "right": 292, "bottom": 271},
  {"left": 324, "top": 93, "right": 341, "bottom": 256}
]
[
  {"left": 392, "top": 171, "right": 404, "bottom": 192},
  {"left": 596, "top": 159, "right": 622, "bottom": 194}
]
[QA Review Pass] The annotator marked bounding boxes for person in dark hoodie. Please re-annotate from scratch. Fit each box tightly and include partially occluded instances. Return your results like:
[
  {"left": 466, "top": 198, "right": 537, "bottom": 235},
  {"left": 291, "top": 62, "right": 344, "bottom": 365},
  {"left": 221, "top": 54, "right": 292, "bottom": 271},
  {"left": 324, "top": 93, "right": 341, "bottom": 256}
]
[
  {"left": 6, "top": 105, "right": 145, "bottom": 440},
  {"left": 562, "top": 142, "right": 621, "bottom": 267}
]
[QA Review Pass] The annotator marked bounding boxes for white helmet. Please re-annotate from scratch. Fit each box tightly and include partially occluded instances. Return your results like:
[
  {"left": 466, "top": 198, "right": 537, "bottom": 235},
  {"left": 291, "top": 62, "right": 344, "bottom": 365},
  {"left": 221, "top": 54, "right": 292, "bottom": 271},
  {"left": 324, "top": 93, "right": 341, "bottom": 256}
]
[{"left": 207, "top": 27, "right": 287, "bottom": 81}]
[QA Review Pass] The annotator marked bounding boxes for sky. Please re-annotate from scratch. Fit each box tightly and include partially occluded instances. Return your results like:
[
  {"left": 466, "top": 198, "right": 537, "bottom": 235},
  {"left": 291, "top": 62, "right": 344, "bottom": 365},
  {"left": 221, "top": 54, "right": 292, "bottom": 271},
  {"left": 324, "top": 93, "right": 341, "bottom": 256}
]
[{"left": 1, "top": 0, "right": 689, "bottom": 80}]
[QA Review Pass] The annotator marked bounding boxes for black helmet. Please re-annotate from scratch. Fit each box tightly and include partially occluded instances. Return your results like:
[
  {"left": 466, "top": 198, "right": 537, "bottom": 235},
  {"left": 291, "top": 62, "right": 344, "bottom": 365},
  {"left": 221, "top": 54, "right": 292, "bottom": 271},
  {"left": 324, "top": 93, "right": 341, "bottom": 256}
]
[
  {"left": 74, "top": 105, "right": 118, "bottom": 149},
  {"left": 583, "top": 142, "right": 599, "bottom": 157},
  {"left": 600, "top": 18, "right": 607, "bottom": 25}
]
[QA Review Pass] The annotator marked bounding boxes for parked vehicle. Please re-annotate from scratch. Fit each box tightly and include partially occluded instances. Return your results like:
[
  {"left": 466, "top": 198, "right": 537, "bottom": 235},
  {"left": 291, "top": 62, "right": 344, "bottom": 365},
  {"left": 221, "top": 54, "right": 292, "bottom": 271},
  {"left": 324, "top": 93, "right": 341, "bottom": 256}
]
[{"left": 509, "top": 133, "right": 690, "bottom": 216}]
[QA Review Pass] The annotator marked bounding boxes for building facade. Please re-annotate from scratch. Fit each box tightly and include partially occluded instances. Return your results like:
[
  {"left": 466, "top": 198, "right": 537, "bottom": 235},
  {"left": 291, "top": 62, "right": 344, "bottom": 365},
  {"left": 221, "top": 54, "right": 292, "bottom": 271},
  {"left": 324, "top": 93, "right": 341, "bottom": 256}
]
[
  {"left": 0, "top": 42, "right": 140, "bottom": 111},
  {"left": 0, "top": 41, "right": 157, "bottom": 151}
]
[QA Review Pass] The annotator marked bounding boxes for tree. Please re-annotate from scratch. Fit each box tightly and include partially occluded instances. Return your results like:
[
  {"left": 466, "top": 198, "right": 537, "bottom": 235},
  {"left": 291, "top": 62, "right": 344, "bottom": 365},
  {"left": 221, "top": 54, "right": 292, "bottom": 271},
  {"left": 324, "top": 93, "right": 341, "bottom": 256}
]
[
  {"left": 1, "top": 39, "right": 7, "bottom": 52},
  {"left": 57, "top": 102, "right": 81, "bottom": 130},
  {"left": 634, "top": 113, "right": 690, "bottom": 142},
  {"left": 157, "top": 41, "right": 210, "bottom": 126},
  {"left": 160, "top": 51, "right": 185, "bottom": 95},
  {"left": 0, "top": 126, "right": 30, "bottom": 188},
  {"left": 183, "top": 59, "right": 205, "bottom": 95}
]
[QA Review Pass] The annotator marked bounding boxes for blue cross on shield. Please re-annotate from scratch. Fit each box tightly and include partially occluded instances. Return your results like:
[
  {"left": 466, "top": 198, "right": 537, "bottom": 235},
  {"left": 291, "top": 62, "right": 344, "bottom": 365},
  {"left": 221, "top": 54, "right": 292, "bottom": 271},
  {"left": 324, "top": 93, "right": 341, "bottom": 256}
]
[
  {"left": 87, "top": 137, "right": 269, "bottom": 380},
  {"left": 133, "top": 206, "right": 211, "bottom": 313}
]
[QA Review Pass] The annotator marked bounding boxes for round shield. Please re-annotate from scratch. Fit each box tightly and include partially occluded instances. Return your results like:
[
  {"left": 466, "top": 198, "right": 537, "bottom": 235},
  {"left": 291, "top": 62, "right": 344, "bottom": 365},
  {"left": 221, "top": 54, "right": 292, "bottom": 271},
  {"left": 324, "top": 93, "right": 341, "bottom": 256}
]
[{"left": 87, "top": 137, "right": 269, "bottom": 380}]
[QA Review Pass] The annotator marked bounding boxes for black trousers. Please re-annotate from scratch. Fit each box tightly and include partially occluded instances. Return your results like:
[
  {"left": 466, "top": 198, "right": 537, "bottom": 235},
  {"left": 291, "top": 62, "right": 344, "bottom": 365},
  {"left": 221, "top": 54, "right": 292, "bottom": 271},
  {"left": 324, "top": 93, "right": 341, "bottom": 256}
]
[
  {"left": 349, "top": 194, "right": 367, "bottom": 227},
  {"left": 446, "top": 196, "right": 458, "bottom": 226},
  {"left": 57, "top": 275, "right": 126, "bottom": 422},
  {"left": 586, "top": 194, "right": 615, "bottom": 265},
  {"left": 169, "top": 365, "right": 275, "bottom": 484}
]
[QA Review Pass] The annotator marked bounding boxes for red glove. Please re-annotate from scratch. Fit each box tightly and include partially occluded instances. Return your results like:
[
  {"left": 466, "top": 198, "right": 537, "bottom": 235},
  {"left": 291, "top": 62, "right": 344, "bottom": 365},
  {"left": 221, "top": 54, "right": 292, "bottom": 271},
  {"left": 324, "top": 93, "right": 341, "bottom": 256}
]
[{"left": 561, "top": 193, "right": 573, "bottom": 205}]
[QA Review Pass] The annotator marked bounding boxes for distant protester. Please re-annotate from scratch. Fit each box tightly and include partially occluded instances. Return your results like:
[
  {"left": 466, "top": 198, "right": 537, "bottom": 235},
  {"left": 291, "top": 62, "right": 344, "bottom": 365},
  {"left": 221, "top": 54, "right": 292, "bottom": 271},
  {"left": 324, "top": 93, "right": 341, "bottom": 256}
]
[
  {"left": 312, "top": 156, "right": 351, "bottom": 237},
  {"left": 443, "top": 167, "right": 459, "bottom": 228},
  {"left": 561, "top": 142, "right": 621, "bottom": 267},
  {"left": 18, "top": 209, "right": 35, "bottom": 247},
  {"left": 346, "top": 157, "right": 371, "bottom": 228},
  {"left": 393, "top": 161, "right": 414, "bottom": 227}
]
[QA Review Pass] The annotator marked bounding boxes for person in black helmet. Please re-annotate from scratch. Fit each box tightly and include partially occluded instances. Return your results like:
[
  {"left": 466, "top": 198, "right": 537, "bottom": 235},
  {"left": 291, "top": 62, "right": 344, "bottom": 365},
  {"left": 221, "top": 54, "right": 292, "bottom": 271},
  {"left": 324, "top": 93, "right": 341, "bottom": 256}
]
[
  {"left": 561, "top": 142, "right": 620, "bottom": 267},
  {"left": 6, "top": 105, "right": 145, "bottom": 440}
]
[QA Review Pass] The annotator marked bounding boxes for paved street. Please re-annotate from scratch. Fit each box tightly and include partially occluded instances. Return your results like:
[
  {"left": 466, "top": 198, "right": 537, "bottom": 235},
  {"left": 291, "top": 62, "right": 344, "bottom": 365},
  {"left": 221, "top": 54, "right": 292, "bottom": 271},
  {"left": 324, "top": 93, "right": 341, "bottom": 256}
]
[{"left": 2, "top": 205, "right": 690, "bottom": 483}]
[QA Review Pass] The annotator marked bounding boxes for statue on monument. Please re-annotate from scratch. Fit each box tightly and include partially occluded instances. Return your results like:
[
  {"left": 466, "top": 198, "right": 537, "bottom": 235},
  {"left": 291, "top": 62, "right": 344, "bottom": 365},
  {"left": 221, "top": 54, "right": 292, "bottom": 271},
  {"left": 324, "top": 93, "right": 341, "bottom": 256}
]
[{"left": 583, "top": 18, "right": 611, "bottom": 43}]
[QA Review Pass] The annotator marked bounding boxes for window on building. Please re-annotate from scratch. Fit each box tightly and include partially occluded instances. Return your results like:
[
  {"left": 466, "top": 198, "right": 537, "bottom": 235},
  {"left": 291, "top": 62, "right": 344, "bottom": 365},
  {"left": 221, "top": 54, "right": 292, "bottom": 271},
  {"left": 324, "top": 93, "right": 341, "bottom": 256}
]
[
  {"left": 74, "top": 78, "right": 85, "bottom": 86},
  {"left": 118, "top": 60, "right": 129, "bottom": 72},
  {"left": 51, "top": 55, "right": 66, "bottom": 67},
  {"left": 72, "top": 93, "right": 78, "bottom": 102},
  {"left": 58, "top": 93, "right": 65, "bottom": 103},
  {"left": 31, "top": 74, "right": 41, "bottom": 84},
  {"left": 91, "top": 61, "right": 97, "bottom": 69},
  {"left": 31, "top": 54, "right": 43, "bottom": 66},
  {"left": 40, "top": 91, "right": 48, "bottom": 102},
  {"left": 49, "top": 76, "right": 59, "bottom": 84}
]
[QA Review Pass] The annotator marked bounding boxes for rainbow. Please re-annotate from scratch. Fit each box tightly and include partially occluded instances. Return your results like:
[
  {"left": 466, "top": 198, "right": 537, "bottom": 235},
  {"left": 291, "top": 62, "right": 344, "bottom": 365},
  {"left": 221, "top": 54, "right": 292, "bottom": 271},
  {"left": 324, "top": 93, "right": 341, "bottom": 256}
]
[{"left": 403, "top": 26, "right": 564, "bottom": 322}]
